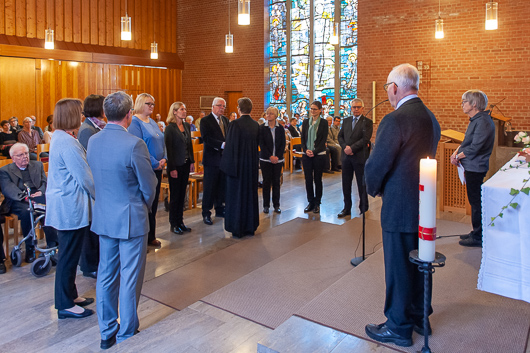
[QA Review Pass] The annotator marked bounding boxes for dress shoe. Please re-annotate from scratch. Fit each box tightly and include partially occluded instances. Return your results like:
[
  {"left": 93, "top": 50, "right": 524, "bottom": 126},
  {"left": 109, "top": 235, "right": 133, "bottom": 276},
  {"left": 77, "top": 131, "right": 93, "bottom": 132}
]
[
  {"left": 304, "top": 204, "right": 314, "bottom": 213},
  {"left": 179, "top": 223, "right": 191, "bottom": 232},
  {"left": 413, "top": 322, "right": 432, "bottom": 336},
  {"left": 0, "top": 261, "right": 6, "bottom": 274},
  {"left": 83, "top": 271, "right": 97, "bottom": 279},
  {"left": 337, "top": 209, "right": 351, "bottom": 218},
  {"left": 313, "top": 205, "right": 320, "bottom": 213},
  {"left": 323, "top": 170, "right": 335, "bottom": 174},
  {"left": 171, "top": 226, "right": 183, "bottom": 235},
  {"left": 100, "top": 329, "right": 118, "bottom": 350},
  {"left": 365, "top": 323, "right": 412, "bottom": 347},
  {"left": 459, "top": 237, "right": 482, "bottom": 247},
  {"left": 203, "top": 215, "right": 213, "bottom": 225},
  {"left": 232, "top": 233, "right": 244, "bottom": 239},
  {"left": 274, "top": 207, "right": 281, "bottom": 214},
  {"left": 58, "top": 308, "right": 94, "bottom": 320},
  {"left": 263, "top": 207, "right": 269, "bottom": 214},
  {"left": 331, "top": 168, "right": 341, "bottom": 172},
  {"left": 148, "top": 239, "right": 162, "bottom": 246},
  {"left": 25, "top": 251, "right": 36, "bottom": 264},
  {"left": 215, "top": 211, "right": 225, "bottom": 218},
  {"left": 460, "top": 232, "right": 472, "bottom": 239},
  {"left": 75, "top": 297, "right": 95, "bottom": 307}
]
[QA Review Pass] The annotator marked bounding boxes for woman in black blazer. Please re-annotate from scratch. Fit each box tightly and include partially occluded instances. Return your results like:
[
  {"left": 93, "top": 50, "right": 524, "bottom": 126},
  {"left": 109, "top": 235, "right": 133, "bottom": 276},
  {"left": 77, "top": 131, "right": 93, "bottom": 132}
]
[
  {"left": 165, "top": 102, "right": 195, "bottom": 234},
  {"left": 259, "top": 107, "right": 286, "bottom": 214},
  {"left": 301, "top": 100, "right": 329, "bottom": 213}
]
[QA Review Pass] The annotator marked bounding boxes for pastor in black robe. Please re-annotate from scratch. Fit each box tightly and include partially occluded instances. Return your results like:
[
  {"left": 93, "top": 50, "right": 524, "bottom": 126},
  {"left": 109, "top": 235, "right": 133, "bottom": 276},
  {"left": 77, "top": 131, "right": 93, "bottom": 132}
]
[{"left": 220, "top": 114, "right": 260, "bottom": 237}]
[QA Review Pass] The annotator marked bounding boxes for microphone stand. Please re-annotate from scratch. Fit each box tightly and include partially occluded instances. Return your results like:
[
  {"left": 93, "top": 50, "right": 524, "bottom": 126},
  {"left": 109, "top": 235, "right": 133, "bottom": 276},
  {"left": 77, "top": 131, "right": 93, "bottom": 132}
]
[{"left": 351, "top": 99, "right": 388, "bottom": 267}]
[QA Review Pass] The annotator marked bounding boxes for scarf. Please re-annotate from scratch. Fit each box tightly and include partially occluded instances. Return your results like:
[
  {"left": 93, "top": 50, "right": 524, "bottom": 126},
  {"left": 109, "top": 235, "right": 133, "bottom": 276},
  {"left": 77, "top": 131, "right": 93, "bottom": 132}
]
[{"left": 307, "top": 116, "right": 320, "bottom": 151}]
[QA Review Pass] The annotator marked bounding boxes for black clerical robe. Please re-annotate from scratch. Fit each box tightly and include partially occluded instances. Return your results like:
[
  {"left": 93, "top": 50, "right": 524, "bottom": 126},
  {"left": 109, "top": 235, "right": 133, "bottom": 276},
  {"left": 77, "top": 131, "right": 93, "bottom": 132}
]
[{"left": 220, "top": 114, "right": 260, "bottom": 236}]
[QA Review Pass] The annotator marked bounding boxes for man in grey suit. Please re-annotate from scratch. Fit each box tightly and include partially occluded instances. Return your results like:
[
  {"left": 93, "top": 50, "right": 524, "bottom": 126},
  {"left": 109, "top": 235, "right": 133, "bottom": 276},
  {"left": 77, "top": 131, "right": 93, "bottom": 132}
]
[
  {"left": 364, "top": 64, "right": 441, "bottom": 347},
  {"left": 87, "top": 91, "right": 157, "bottom": 350},
  {"left": 338, "top": 100, "right": 373, "bottom": 217}
]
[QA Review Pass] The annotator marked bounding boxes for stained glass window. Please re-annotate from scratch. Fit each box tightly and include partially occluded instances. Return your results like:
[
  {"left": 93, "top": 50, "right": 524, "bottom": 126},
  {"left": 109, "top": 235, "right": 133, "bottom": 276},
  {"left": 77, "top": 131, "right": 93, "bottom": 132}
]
[
  {"left": 291, "top": 0, "right": 310, "bottom": 118},
  {"left": 269, "top": 0, "right": 287, "bottom": 111},
  {"left": 268, "top": 0, "right": 358, "bottom": 118}
]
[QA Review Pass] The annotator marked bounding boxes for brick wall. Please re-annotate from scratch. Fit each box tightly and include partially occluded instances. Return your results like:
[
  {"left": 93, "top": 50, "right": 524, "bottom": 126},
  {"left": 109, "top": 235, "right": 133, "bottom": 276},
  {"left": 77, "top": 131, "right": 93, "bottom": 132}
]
[
  {"left": 177, "top": 0, "right": 267, "bottom": 120},
  {"left": 358, "top": 0, "right": 530, "bottom": 133},
  {"left": 178, "top": 0, "right": 529, "bottom": 133}
]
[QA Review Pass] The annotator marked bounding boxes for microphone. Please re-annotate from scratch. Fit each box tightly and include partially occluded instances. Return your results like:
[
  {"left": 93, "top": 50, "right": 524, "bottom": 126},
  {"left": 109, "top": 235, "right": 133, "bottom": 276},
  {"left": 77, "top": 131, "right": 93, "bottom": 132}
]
[{"left": 363, "top": 99, "right": 389, "bottom": 117}]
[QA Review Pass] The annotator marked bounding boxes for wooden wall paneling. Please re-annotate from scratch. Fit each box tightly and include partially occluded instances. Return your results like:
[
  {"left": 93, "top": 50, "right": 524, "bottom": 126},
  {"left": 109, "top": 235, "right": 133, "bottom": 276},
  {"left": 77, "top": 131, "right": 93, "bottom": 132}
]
[
  {"left": 35, "top": 59, "right": 43, "bottom": 124},
  {"left": 113, "top": 0, "right": 120, "bottom": 49},
  {"left": 81, "top": 0, "right": 90, "bottom": 43},
  {"left": 55, "top": 0, "right": 64, "bottom": 42},
  {"left": 26, "top": 0, "right": 36, "bottom": 38},
  {"left": 72, "top": 0, "right": 81, "bottom": 43},
  {"left": 15, "top": 0, "right": 27, "bottom": 37},
  {"left": 0, "top": 57, "right": 36, "bottom": 121},
  {"left": 156, "top": 0, "right": 162, "bottom": 53},
  {"left": 98, "top": 0, "right": 105, "bottom": 46},
  {"left": 110, "top": 64, "right": 118, "bottom": 91},
  {"left": 0, "top": 0, "right": 5, "bottom": 35},
  {"left": 105, "top": 0, "right": 113, "bottom": 47},
  {"left": 60, "top": 61, "right": 67, "bottom": 99},
  {"left": 40, "top": 59, "right": 53, "bottom": 117},
  {"left": 64, "top": 0, "right": 72, "bottom": 42},
  {"left": 133, "top": 0, "right": 140, "bottom": 50},
  {"left": 36, "top": 0, "right": 45, "bottom": 39},
  {"left": 90, "top": 0, "right": 98, "bottom": 45},
  {"left": 142, "top": 0, "right": 150, "bottom": 50},
  {"left": 5, "top": 0, "right": 15, "bottom": 36}
]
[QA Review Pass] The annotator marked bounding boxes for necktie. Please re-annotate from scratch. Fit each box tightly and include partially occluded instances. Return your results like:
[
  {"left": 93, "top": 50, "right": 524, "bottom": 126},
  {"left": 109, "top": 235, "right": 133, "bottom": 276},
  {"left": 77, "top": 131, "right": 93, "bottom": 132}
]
[{"left": 219, "top": 117, "right": 225, "bottom": 137}]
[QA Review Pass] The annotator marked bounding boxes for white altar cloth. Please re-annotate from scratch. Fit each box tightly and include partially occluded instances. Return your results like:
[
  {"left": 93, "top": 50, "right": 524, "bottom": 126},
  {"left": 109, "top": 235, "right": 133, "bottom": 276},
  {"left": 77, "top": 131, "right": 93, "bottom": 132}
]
[{"left": 478, "top": 154, "right": 530, "bottom": 303}]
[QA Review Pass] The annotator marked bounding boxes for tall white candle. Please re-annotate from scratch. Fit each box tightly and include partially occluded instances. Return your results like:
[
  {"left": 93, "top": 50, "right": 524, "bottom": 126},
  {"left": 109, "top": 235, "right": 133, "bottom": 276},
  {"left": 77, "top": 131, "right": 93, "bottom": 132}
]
[{"left": 419, "top": 158, "right": 437, "bottom": 261}]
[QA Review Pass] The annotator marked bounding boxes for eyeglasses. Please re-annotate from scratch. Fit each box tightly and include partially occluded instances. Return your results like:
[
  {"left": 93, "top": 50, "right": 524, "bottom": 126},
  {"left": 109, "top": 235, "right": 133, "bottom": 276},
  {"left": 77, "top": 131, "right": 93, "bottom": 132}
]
[
  {"left": 214, "top": 104, "right": 226, "bottom": 108},
  {"left": 13, "top": 152, "right": 29, "bottom": 158},
  {"left": 352, "top": 106, "right": 363, "bottom": 109},
  {"left": 461, "top": 100, "right": 468, "bottom": 105},
  {"left": 310, "top": 108, "right": 320, "bottom": 111},
  {"left": 145, "top": 102, "right": 155, "bottom": 107},
  {"left": 384, "top": 82, "right": 398, "bottom": 92}
]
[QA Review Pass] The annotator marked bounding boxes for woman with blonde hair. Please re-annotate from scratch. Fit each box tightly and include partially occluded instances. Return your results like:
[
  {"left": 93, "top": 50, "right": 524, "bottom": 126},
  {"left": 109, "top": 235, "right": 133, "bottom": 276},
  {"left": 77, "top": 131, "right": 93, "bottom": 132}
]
[
  {"left": 128, "top": 93, "right": 166, "bottom": 247},
  {"left": 164, "top": 102, "right": 195, "bottom": 234},
  {"left": 46, "top": 98, "right": 96, "bottom": 319}
]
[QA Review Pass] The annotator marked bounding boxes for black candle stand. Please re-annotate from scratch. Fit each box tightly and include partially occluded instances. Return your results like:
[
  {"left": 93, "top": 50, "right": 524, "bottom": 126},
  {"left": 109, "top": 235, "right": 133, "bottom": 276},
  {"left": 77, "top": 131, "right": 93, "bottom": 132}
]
[{"left": 409, "top": 249, "right": 446, "bottom": 353}]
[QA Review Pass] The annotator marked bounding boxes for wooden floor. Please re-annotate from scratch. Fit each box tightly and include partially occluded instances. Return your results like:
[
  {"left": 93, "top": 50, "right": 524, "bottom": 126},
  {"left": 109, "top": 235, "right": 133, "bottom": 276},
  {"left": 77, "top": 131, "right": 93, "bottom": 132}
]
[{"left": 0, "top": 169, "right": 481, "bottom": 353}]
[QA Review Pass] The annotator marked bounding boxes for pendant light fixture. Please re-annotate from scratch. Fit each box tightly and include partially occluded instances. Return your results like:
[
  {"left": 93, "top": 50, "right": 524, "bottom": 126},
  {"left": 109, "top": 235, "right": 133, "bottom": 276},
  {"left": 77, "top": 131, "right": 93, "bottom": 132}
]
[
  {"left": 121, "top": 0, "right": 132, "bottom": 41},
  {"left": 150, "top": 1, "right": 158, "bottom": 59},
  {"left": 226, "top": 0, "right": 234, "bottom": 53},
  {"left": 238, "top": 0, "right": 250, "bottom": 25},
  {"left": 330, "top": 22, "right": 339, "bottom": 45},
  {"left": 44, "top": 0, "right": 54, "bottom": 49},
  {"left": 435, "top": 0, "right": 444, "bottom": 39},
  {"left": 485, "top": 2, "right": 498, "bottom": 30}
]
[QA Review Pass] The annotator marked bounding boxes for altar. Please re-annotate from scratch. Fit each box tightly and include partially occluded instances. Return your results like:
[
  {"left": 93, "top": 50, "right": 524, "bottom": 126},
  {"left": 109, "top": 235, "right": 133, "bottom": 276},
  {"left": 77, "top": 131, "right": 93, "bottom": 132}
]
[{"left": 478, "top": 154, "right": 530, "bottom": 303}]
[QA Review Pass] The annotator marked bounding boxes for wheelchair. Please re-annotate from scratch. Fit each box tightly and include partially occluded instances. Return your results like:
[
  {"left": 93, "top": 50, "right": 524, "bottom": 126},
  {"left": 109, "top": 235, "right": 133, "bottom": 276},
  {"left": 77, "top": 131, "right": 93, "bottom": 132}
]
[{"left": 9, "top": 184, "right": 58, "bottom": 278}]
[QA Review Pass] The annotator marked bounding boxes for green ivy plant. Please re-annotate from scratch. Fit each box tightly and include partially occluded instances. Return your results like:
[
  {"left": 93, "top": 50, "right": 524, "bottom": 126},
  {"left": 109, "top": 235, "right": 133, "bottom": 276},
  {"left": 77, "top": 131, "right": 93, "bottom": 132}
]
[{"left": 488, "top": 161, "right": 530, "bottom": 227}]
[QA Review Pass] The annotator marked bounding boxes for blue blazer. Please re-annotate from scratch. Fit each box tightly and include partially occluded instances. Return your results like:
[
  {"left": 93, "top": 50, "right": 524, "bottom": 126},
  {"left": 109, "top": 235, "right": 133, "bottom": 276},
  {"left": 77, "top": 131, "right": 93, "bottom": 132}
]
[
  {"left": 87, "top": 123, "right": 157, "bottom": 239},
  {"left": 365, "top": 98, "right": 441, "bottom": 233}
]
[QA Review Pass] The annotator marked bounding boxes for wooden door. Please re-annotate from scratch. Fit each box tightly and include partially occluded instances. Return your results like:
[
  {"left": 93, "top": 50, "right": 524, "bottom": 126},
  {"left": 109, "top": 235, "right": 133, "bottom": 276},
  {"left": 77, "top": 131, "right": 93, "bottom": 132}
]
[{"left": 226, "top": 91, "right": 243, "bottom": 118}]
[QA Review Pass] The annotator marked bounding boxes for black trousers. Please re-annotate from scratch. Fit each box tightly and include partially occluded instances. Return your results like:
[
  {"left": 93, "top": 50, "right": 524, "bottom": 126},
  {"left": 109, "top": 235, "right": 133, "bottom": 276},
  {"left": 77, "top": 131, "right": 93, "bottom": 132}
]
[
  {"left": 382, "top": 230, "right": 432, "bottom": 337},
  {"left": 9, "top": 196, "right": 57, "bottom": 251},
  {"left": 341, "top": 156, "right": 369, "bottom": 214},
  {"left": 202, "top": 165, "right": 225, "bottom": 217},
  {"left": 169, "top": 161, "right": 191, "bottom": 227},
  {"left": 260, "top": 161, "right": 283, "bottom": 208},
  {"left": 465, "top": 171, "right": 487, "bottom": 240},
  {"left": 55, "top": 226, "right": 89, "bottom": 310},
  {"left": 302, "top": 154, "right": 326, "bottom": 206},
  {"left": 79, "top": 229, "right": 99, "bottom": 273},
  {"left": 0, "top": 225, "right": 5, "bottom": 261},
  {"left": 328, "top": 145, "right": 341, "bottom": 170},
  {"left": 148, "top": 170, "right": 163, "bottom": 242}
]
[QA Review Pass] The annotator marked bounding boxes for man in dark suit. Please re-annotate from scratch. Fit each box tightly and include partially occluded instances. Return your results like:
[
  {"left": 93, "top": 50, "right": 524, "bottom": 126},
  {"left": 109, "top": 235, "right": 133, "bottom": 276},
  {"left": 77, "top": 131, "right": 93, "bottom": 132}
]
[
  {"left": 200, "top": 97, "right": 230, "bottom": 225},
  {"left": 337, "top": 99, "right": 373, "bottom": 217},
  {"left": 0, "top": 143, "right": 58, "bottom": 263},
  {"left": 364, "top": 64, "right": 441, "bottom": 347},
  {"left": 30, "top": 116, "right": 44, "bottom": 140},
  {"left": 88, "top": 91, "right": 157, "bottom": 349}
]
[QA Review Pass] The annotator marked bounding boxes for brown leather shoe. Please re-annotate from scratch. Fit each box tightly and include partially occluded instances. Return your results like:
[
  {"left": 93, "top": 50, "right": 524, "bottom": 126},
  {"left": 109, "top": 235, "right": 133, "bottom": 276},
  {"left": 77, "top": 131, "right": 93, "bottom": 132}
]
[{"left": 148, "top": 239, "right": 161, "bottom": 246}]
